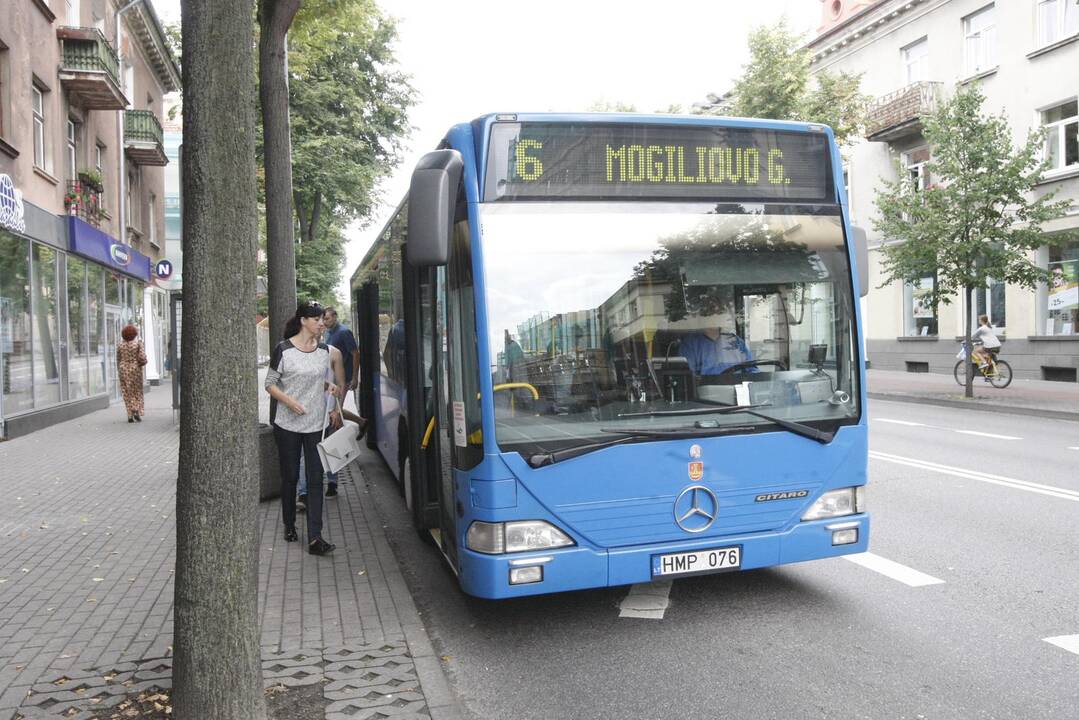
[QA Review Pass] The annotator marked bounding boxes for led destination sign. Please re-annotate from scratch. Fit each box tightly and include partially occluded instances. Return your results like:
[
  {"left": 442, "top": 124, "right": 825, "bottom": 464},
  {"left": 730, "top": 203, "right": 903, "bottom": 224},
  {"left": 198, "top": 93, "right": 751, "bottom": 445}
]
[{"left": 485, "top": 123, "right": 833, "bottom": 202}]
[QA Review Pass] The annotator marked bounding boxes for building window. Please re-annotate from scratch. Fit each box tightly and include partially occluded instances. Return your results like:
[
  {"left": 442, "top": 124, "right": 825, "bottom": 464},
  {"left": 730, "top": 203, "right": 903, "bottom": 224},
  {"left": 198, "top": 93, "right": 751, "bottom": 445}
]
[
  {"left": 902, "top": 147, "right": 931, "bottom": 190},
  {"left": 31, "top": 243, "right": 61, "bottom": 408},
  {"left": 963, "top": 5, "right": 996, "bottom": 76},
  {"left": 1037, "top": 0, "right": 1079, "bottom": 47},
  {"left": 1042, "top": 99, "right": 1079, "bottom": 172},
  {"left": 0, "top": 41, "right": 9, "bottom": 139},
  {"left": 1047, "top": 244, "right": 1078, "bottom": 335},
  {"left": 65, "top": 0, "right": 81, "bottom": 26},
  {"left": 971, "top": 280, "right": 1007, "bottom": 333},
  {"left": 0, "top": 230, "right": 33, "bottom": 413},
  {"left": 905, "top": 274, "right": 938, "bottom": 336},
  {"left": 148, "top": 194, "right": 157, "bottom": 246},
  {"left": 66, "top": 119, "right": 78, "bottom": 182},
  {"left": 902, "top": 37, "right": 929, "bottom": 84},
  {"left": 96, "top": 142, "right": 106, "bottom": 209},
  {"left": 32, "top": 85, "right": 46, "bottom": 170}
]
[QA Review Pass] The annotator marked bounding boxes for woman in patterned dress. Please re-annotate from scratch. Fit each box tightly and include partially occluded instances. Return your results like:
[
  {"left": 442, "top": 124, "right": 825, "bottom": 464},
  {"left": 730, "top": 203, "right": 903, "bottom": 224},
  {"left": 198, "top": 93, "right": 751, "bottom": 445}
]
[{"left": 117, "top": 324, "right": 147, "bottom": 422}]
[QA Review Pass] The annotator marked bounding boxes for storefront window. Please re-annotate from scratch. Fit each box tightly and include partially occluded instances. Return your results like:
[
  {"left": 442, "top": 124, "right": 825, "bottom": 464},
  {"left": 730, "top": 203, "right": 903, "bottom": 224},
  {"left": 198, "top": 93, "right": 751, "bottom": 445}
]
[
  {"left": 1048, "top": 243, "right": 1079, "bottom": 336},
  {"left": 905, "top": 274, "right": 938, "bottom": 336},
  {"left": 87, "top": 263, "right": 105, "bottom": 394},
  {"left": 1, "top": 231, "right": 33, "bottom": 414},
  {"left": 107, "top": 272, "right": 122, "bottom": 306},
  {"left": 32, "top": 244, "right": 61, "bottom": 407},
  {"left": 67, "top": 255, "right": 89, "bottom": 400}
]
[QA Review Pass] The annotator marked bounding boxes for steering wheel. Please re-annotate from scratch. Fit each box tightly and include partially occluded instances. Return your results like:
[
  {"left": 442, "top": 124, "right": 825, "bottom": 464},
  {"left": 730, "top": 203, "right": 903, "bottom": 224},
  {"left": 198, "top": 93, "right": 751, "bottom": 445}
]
[{"left": 717, "top": 359, "right": 788, "bottom": 376}]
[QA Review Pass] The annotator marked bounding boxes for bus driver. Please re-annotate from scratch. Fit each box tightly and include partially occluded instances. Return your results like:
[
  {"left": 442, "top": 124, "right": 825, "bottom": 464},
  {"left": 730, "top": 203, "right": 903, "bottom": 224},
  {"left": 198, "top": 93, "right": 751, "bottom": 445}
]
[{"left": 678, "top": 304, "right": 755, "bottom": 377}]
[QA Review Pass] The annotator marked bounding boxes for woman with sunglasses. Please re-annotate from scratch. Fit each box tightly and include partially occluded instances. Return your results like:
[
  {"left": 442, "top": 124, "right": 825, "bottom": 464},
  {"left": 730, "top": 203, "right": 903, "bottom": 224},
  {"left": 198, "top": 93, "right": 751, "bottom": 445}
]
[{"left": 265, "top": 301, "right": 342, "bottom": 555}]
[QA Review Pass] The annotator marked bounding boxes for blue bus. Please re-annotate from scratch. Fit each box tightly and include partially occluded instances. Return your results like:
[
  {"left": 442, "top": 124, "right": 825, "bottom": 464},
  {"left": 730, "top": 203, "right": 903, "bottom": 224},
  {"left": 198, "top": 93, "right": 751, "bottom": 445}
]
[{"left": 350, "top": 113, "right": 869, "bottom": 599}]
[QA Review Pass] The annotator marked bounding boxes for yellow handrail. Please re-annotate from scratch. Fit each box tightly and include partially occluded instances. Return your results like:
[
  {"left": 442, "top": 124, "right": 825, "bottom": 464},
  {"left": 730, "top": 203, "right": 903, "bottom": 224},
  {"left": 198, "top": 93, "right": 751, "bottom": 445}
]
[{"left": 419, "top": 382, "right": 539, "bottom": 450}]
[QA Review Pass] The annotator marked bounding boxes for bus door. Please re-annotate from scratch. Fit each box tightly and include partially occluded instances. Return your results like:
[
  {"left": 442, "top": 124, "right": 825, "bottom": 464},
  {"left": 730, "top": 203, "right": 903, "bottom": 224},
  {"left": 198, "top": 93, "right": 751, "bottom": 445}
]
[
  {"left": 432, "top": 265, "right": 458, "bottom": 566},
  {"left": 402, "top": 263, "right": 441, "bottom": 532}
]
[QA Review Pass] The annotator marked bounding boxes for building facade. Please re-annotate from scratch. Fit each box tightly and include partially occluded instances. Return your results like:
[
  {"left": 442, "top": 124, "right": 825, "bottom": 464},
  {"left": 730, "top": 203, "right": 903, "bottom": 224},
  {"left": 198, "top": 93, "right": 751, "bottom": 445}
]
[
  {"left": 0, "top": 0, "right": 179, "bottom": 437},
  {"left": 809, "top": 0, "right": 1079, "bottom": 381}
]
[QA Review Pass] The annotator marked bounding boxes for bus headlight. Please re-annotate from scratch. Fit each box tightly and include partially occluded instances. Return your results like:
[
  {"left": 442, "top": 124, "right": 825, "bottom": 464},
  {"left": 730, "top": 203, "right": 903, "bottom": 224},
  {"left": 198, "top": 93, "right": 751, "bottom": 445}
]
[
  {"left": 801, "top": 486, "right": 865, "bottom": 521},
  {"left": 466, "top": 520, "right": 575, "bottom": 554}
]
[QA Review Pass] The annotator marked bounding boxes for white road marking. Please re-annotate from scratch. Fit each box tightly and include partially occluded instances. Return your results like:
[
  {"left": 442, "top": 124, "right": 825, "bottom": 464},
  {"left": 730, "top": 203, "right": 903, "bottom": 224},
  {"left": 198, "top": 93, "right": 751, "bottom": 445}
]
[
  {"left": 954, "top": 430, "right": 1022, "bottom": 440},
  {"left": 874, "top": 418, "right": 927, "bottom": 426},
  {"left": 870, "top": 451, "right": 1079, "bottom": 502},
  {"left": 619, "top": 581, "right": 673, "bottom": 620},
  {"left": 1069, "top": 447, "right": 1079, "bottom": 451},
  {"left": 1044, "top": 635, "right": 1079, "bottom": 656},
  {"left": 843, "top": 552, "right": 944, "bottom": 587}
]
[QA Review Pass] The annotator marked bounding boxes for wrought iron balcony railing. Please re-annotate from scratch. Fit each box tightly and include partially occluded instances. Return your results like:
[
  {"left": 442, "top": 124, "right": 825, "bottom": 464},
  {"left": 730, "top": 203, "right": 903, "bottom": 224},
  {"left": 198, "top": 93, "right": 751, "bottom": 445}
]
[
  {"left": 865, "top": 81, "right": 943, "bottom": 142},
  {"left": 57, "top": 27, "right": 126, "bottom": 110},
  {"left": 124, "top": 110, "right": 168, "bottom": 166}
]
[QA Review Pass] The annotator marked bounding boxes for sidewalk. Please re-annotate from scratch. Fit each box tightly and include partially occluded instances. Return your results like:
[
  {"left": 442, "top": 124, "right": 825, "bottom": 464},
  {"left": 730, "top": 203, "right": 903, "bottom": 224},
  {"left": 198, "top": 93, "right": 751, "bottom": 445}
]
[
  {"left": 867, "top": 368, "right": 1079, "bottom": 421},
  {"left": 0, "top": 380, "right": 462, "bottom": 720}
]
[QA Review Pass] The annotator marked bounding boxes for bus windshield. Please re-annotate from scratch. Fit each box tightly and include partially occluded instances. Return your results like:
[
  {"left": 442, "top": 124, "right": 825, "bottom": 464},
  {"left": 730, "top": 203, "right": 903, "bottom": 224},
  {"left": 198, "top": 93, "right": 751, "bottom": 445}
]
[{"left": 481, "top": 202, "right": 860, "bottom": 462}]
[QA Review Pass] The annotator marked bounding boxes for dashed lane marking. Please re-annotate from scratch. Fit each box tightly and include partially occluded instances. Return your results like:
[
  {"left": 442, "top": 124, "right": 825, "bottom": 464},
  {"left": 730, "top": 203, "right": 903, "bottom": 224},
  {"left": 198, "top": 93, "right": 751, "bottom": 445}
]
[
  {"left": 874, "top": 418, "right": 927, "bottom": 426},
  {"left": 1069, "top": 447, "right": 1079, "bottom": 451},
  {"left": 871, "top": 451, "right": 1079, "bottom": 502},
  {"left": 842, "top": 552, "right": 945, "bottom": 587},
  {"left": 1044, "top": 635, "right": 1079, "bottom": 656},
  {"left": 619, "top": 580, "right": 673, "bottom": 619},
  {"left": 954, "top": 430, "right": 1022, "bottom": 440}
]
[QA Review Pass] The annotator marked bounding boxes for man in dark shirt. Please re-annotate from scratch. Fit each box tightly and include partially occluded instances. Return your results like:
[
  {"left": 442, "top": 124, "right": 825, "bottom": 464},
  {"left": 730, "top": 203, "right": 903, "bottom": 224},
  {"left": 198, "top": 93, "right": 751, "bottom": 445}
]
[{"left": 322, "top": 307, "right": 359, "bottom": 496}]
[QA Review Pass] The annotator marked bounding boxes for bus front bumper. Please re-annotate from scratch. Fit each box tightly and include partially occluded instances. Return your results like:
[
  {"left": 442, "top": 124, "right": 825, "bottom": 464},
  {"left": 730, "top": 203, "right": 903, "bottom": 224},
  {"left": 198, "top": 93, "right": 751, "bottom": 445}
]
[{"left": 457, "top": 514, "right": 870, "bottom": 599}]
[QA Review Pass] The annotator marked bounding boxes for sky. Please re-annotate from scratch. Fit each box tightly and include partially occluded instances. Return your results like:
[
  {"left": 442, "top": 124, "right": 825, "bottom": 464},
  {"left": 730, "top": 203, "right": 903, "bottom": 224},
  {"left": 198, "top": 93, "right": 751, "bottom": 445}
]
[{"left": 153, "top": 0, "right": 823, "bottom": 298}]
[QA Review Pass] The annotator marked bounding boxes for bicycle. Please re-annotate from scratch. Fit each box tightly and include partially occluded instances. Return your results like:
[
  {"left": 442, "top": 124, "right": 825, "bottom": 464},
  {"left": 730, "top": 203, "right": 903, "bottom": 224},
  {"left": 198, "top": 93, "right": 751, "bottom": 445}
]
[{"left": 954, "top": 342, "right": 1012, "bottom": 389}]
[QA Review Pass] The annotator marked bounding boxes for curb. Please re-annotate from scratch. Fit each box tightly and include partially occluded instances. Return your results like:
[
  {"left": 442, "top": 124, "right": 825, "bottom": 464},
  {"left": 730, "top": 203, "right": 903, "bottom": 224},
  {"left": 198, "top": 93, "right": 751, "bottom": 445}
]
[
  {"left": 867, "top": 391, "right": 1079, "bottom": 422},
  {"left": 352, "top": 457, "right": 468, "bottom": 720}
]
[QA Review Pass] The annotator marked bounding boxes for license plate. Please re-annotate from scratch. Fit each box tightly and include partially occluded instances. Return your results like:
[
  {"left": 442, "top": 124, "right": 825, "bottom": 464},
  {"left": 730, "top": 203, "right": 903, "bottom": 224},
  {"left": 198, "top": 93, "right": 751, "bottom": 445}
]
[{"left": 652, "top": 546, "right": 742, "bottom": 577}]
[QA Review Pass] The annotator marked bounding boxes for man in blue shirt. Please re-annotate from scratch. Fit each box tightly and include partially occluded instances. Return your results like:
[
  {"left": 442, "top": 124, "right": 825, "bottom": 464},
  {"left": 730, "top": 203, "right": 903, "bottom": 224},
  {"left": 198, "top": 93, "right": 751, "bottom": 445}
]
[
  {"left": 678, "top": 307, "right": 755, "bottom": 377},
  {"left": 322, "top": 307, "right": 359, "bottom": 496}
]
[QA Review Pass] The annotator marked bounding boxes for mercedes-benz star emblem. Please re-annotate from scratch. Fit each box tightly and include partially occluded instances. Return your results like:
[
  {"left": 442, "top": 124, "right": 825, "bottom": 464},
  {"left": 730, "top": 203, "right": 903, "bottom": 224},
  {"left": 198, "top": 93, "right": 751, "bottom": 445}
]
[{"left": 674, "top": 485, "right": 718, "bottom": 533}]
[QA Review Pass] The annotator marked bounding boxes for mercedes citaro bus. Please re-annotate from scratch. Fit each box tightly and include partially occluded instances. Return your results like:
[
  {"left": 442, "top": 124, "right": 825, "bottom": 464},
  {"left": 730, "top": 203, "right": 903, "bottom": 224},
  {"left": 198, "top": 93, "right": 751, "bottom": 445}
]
[{"left": 350, "top": 113, "right": 869, "bottom": 599}]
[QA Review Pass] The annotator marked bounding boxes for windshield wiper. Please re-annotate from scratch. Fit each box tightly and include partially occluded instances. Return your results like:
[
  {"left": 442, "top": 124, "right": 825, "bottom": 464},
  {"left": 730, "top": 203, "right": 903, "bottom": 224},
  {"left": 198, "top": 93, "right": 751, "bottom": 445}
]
[
  {"left": 617, "top": 404, "right": 769, "bottom": 419},
  {"left": 717, "top": 407, "right": 834, "bottom": 444},
  {"left": 603, "top": 407, "right": 834, "bottom": 445},
  {"left": 528, "top": 434, "right": 648, "bottom": 468}
]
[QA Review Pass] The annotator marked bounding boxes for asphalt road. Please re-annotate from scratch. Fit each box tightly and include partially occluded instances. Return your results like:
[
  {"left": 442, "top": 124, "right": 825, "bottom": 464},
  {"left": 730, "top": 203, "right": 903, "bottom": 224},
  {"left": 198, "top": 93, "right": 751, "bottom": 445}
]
[{"left": 368, "top": 399, "right": 1079, "bottom": 719}]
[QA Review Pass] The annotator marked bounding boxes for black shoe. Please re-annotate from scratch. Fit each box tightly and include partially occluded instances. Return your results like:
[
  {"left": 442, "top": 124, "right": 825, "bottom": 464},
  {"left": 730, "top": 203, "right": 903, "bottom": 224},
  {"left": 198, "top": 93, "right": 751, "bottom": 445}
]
[
  {"left": 134, "top": 413, "right": 141, "bottom": 422},
  {"left": 308, "top": 538, "right": 335, "bottom": 555},
  {"left": 296, "top": 495, "right": 307, "bottom": 512},
  {"left": 128, "top": 417, "right": 134, "bottom": 423},
  {"left": 326, "top": 484, "right": 338, "bottom": 498},
  {"left": 284, "top": 527, "right": 298, "bottom": 542}
]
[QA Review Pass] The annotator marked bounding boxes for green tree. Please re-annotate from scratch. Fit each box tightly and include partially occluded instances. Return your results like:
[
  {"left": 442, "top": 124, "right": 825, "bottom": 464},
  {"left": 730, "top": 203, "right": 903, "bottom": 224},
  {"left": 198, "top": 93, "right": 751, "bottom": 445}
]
[
  {"left": 874, "top": 85, "right": 1073, "bottom": 398},
  {"left": 288, "top": 0, "right": 414, "bottom": 245},
  {"left": 175, "top": 0, "right": 265, "bottom": 717},
  {"left": 697, "top": 20, "right": 869, "bottom": 147}
]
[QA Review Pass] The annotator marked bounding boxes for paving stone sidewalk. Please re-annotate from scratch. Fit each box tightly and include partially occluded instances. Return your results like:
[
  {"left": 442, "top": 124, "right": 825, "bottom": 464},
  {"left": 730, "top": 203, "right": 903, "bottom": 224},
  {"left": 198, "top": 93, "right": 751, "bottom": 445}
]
[{"left": 0, "top": 381, "right": 462, "bottom": 720}]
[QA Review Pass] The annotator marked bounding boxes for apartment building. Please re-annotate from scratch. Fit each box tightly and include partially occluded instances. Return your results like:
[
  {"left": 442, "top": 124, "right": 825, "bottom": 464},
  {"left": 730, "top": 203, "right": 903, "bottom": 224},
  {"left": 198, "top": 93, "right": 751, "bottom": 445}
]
[
  {"left": 0, "top": 0, "right": 179, "bottom": 437},
  {"left": 809, "top": 0, "right": 1079, "bottom": 381}
]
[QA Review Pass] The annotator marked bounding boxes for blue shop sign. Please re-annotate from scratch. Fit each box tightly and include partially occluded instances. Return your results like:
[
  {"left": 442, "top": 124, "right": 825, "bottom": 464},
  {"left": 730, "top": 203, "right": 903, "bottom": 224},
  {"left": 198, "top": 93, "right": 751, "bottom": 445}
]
[{"left": 67, "top": 217, "right": 151, "bottom": 281}]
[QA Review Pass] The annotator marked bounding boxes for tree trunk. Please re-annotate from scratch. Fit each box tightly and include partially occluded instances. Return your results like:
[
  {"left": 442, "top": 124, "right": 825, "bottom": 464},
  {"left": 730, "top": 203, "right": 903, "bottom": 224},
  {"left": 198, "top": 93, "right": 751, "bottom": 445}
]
[
  {"left": 174, "top": 2, "right": 265, "bottom": 718},
  {"left": 964, "top": 284, "right": 975, "bottom": 399},
  {"left": 259, "top": 0, "right": 302, "bottom": 344}
]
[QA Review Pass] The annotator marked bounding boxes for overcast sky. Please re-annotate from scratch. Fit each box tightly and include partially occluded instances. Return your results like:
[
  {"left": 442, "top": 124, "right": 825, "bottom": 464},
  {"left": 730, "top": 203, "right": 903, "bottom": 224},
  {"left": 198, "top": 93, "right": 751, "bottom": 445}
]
[{"left": 153, "top": 0, "right": 823, "bottom": 298}]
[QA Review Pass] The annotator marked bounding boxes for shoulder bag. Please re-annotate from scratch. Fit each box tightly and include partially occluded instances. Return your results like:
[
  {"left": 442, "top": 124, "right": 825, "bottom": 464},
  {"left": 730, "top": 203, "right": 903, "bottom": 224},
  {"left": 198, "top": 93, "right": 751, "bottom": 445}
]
[{"left": 317, "top": 395, "right": 362, "bottom": 474}]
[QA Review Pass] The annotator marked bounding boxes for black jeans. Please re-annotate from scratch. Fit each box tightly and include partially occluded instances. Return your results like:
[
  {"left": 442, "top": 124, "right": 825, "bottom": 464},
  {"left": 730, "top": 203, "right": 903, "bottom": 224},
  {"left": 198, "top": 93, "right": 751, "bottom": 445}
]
[{"left": 273, "top": 426, "right": 324, "bottom": 543}]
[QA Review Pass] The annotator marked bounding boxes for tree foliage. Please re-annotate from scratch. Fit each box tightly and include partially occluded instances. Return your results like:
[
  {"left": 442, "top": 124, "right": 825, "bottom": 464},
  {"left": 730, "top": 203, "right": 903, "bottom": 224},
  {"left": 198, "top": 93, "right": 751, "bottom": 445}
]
[
  {"left": 874, "top": 84, "right": 1074, "bottom": 396},
  {"left": 697, "top": 20, "right": 869, "bottom": 146},
  {"left": 288, "top": 0, "right": 414, "bottom": 246}
]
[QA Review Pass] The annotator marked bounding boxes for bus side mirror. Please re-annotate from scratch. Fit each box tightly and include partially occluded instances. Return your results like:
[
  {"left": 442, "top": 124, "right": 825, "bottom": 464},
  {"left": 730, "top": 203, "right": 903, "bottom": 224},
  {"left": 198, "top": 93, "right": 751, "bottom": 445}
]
[
  {"left": 851, "top": 226, "right": 869, "bottom": 298},
  {"left": 407, "top": 149, "right": 463, "bottom": 266}
]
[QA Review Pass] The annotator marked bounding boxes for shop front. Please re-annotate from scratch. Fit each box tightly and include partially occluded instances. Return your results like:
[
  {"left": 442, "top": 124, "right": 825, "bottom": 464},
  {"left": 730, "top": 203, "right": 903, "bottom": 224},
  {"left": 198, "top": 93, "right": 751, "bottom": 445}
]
[{"left": 0, "top": 178, "right": 151, "bottom": 438}]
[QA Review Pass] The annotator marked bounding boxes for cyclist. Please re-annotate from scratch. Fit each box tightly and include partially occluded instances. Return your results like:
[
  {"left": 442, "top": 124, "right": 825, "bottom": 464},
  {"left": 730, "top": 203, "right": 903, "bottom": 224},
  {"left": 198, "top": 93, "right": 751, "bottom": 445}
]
[{"left": 971, "top": 314, "right": 1001, "bottom": 373}]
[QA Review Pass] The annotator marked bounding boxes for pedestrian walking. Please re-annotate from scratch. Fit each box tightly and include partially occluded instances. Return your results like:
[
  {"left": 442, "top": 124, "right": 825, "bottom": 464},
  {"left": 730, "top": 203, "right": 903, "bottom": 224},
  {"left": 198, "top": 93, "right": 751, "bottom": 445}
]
[
  {"left": 265, "top": 300, "right": 343, "bottom": 555},
  {"left": 322, "top": 306, "right": 363, "bottom": 497},
  {"left": 117, "top": 324, "right": 147, "bottom": 423}
]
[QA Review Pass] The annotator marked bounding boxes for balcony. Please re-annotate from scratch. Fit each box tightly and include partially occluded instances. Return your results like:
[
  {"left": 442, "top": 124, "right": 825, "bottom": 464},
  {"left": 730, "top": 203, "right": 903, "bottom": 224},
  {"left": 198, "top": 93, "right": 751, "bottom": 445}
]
[
  {"left": 57, "top": 27, "right": 127, "bottom": 110},
  {"left": 65, "top": 180, "right": 103, "bottom": 228},
  {"left": 124, "top": 110, "right": 168, "bottom": 166},
  {"left": 865, "top": 81, "right": 943, "bottom": 143}
]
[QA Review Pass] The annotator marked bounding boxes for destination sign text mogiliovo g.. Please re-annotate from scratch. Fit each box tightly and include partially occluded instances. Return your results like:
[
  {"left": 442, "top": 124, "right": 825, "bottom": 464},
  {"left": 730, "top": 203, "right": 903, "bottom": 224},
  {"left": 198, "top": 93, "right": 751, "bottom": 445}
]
[{"left": 485, "top": 123, "right": 834, "bottom": 202}]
